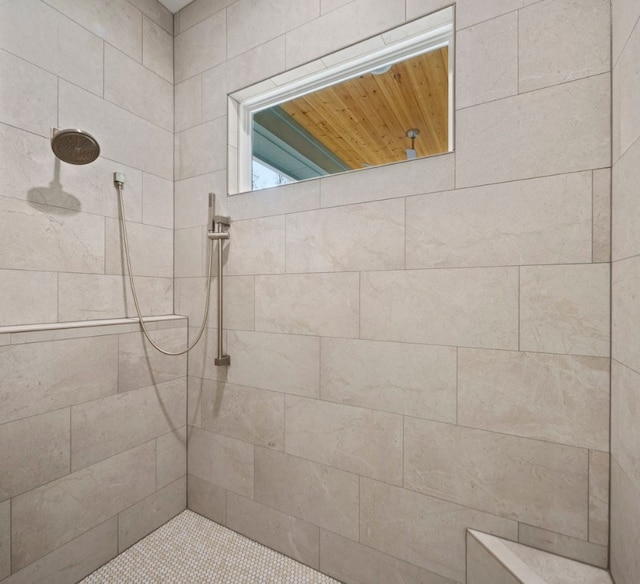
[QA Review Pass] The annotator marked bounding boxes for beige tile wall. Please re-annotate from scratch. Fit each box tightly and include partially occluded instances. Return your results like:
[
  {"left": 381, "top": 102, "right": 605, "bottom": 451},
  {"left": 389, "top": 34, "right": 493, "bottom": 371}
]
[
  {"left": 611, "top": 1, "right": 640, "bottom": 583},
  {"left": 175, "top": 1, "right": 612, "bottom": 582},
  {"left": 0, "top": 0, "right": 174, "bottom": 326},
  {"left": 0, "top": 318, "right": 188, "bottom": 583},
  {"left": 0, "top": 1, "right": 184, "bottom": 582}
]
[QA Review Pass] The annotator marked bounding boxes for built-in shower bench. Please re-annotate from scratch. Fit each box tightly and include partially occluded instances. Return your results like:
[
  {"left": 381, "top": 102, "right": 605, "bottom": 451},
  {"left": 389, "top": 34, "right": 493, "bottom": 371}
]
[{"left": 467, "top": 529, "right": 613, "bottom": 584}]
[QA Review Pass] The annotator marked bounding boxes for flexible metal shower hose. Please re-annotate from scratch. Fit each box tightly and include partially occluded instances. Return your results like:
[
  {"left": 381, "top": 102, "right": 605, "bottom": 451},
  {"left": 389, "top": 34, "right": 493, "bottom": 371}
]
[{"left": 116, "top": 182, "right": 214, "bottom": 356}]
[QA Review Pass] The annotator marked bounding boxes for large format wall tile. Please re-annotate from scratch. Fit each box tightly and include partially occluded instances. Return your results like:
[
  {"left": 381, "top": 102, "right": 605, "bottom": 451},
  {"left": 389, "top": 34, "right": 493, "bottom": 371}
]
[
  {"left": 0, "top": 501, "right": 7, "bottom": 580},
  {"left": 175, "top": 117, "right": 227, "bottom": 180},
  {"left": 179, "top": 0, "right": 234, "bottom": 33},
  {"left": 456, "top": 12, "right": 518, "bottom": 109},
  {"left": 520, "top": 264, "right": 610, "bottom": 356},
  {"left": 458, "top": 349, "right": 609, "bottom": 450},
  {"left": 404, "top": 419, "right": 589, "bottom": 538},
  {"left": 2, "top": 518, "right": 117, "bottom": 584},
  {"left": 202, "top": 37, "right": 286, "bottom": 122},
  {"left": 254, "top": 448, "right": 359, "bottom": 540},
  {"left": 225, "top": 216, "right": 286, "bottom": 275},
  {"left": 11, "top": 442, "right": 155, "bottom": 570},
  {"left": 174, "top": 171, "right": 226, "bottom": 228},
  {"left": 0, "top": 197, "right": 104, "bottom": 274},
  {"left": 0, "top": 0, "right": 103, "bottom": 96},
  {"left": 118, "top": 329, "right": 187, "bottom": 393},
  {"left": 227, "top": 0, "right": 318, "bottom": 59},
  {"left": 71, "top": 379, "right": 186, "bottom": 470},
  {"left": 226, "top": 331, "right": 320, "bottom": 397},
  {"left": 118, "top": 478, "right": 186, "bottom": 552},
  {"left": 199, "top": 380, "right": 284, "bottom": 449},
  {"left": 187, "top": 427, "right": 254, "bottom": 498},
  {"left": 320, "top": 153, "right": 454, "bottom": 208},
  {"left": 227, "top": 494, "right": 320, "bottom": 569},
  {"left": 0, "top": 409, "right": 70, "bottom": 502},
  {"left": 59, "top": 82, "right": 173, "bottom": 180},
  {"left": 286, "top": 199, "right": 405, "bottom": 273},
  {"left": 174, "top": 276, "right": 254, "bottom": 330},
  {"left": 612, "top": 256, "right": 640, "bottom": 372},
  {"left": 517, "top": 524, "right": 608, "bottom": 568},
  {"left": 142, "top": 173, "right": 173, "bottom": 229},
  {"left": 589, "top": 450, "right": 610, "bottom": 546},
  {"left": 284, "top": 0, "right": 404, "bottom": 69},
  {"left": 58, "top": 274, "right": 173, "bottom": 321},
  {"left": 457, "top": 75, "right": 610, "bottom": 187},
  {"left": 519, "top": 0, "right": 610, "bottom": 92},
  {"left": 612, "top": 0, "right": 640, "bottom": 63},
  {"left": 174, "top": 11, "right": 226, "bottom": 82},
  {"left": 42, "top": 0, "right": 142, "bottom": 62},
  {"left": 361, "top": 268, "right": 518, "bottom": 349},
  {"left": 157, "top": 427, "right": 187, "bottom": 489},
  {"left": 406, "top": 173, "right": 592, "bottom": 269},
  {"left": 228, "top": 180, "right": 320, "bottom": 221},
  {"left": 142, "top": 16, "right": 173, "bottom": 83},
  {"left": 255, "top": 273, "right": 359, "bottom": 337},
  {"left": 610, "top": 459, "right": 640, "bottom": 584},
  {"left": 130, "top": 0, "right": 173, "bottom": 34},
  {"left": 360, "top": 478, "right": 518, "bottom": 582},
  {"left": 104, "top": 45, "right": 173, "bottom": 131},
  {"left": 0, "top": 336, "right": 118, "bottom": 425},
  {"left": 0, "top": 50, "right": 57, "bottom": 137},
  {"left": 0, "top": 270, "right": 57, "bottom": 327},
  {"left": 175, "top": 227, "right": 207, "bottom": 278},
  {"left": 156, "top": 426, "right": 187, "bottom": 489},
  {"left": 407, "top": 0, "right": 540, "bottom": 31},
  {"left": 320, "top": 338, "right": 457, "bottom": 421},
  {"left": 320, "top": 530, "right": 457, "bottom": 584},
  {"left": 175, "top": 75, "right": 203, "bottom": 132},
  {"left": 187, "top": 475, "right": 227, "bottom": 525},
  {"left": 285, "top": 396, "right": 403, "bottom": 484},
  {"left": 613, "top": 138, "right": 640, "bottom": 261},
  {"left": 613, "top": 18, "right": 640, "bottom": 161},
  {"left": 612, "top": 360, "right": 640, "bottom": 488},
  {"left": 186, "top": 327, "right": 228, "bottom": 381},
  {"left": 593, "top": 168, "right": 612, "bottom": 263},
  {"left": 105, "top": 219, "right": 173, "bottom": 278}
]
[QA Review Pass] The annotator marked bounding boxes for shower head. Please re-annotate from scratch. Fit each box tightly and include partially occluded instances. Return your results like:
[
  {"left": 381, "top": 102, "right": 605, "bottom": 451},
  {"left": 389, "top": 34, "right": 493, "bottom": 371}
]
[{"left": 50, "top": 128, "right": 100, "bottom": 165}]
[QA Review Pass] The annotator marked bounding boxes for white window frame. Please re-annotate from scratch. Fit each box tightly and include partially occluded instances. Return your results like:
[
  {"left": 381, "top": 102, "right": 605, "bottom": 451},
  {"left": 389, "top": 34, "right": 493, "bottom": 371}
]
[{"left": 228, "top": 6, "right": 455, "bottom": 195}]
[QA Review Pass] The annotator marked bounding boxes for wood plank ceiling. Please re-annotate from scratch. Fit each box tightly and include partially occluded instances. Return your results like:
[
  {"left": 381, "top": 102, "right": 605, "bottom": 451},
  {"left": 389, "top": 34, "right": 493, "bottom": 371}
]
[{"left": 279, "top": 47, "right": 449, "bottom": 170}]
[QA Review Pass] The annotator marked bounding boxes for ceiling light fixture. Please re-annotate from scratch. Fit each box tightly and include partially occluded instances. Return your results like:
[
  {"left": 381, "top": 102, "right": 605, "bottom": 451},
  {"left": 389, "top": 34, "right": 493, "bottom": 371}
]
[{"left": 406, "top": 128, "right": 420, "bottom": 159}]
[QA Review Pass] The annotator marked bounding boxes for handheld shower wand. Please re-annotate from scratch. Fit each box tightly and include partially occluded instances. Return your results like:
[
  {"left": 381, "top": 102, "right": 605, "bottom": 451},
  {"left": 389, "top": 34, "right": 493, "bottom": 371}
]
[{"left": 113, "top": 172, "right": 225, "bottom": 358}]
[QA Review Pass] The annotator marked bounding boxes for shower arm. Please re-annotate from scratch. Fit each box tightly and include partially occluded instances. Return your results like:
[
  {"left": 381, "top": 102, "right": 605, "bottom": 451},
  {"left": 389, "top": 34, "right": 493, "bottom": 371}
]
[{"left": 207, "top": 194, "right": 231, "bottom": 367}]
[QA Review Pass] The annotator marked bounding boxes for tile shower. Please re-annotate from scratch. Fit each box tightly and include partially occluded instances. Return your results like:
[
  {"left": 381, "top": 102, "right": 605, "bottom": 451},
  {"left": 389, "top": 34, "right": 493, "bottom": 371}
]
[{"left": 0, "top": 1, "right": 638, "bottom": 584}]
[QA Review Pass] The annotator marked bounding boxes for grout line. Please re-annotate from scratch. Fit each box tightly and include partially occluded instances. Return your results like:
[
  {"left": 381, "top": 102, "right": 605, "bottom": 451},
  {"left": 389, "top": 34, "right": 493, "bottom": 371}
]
[
  {"left": 516, "top": 8, "right": 520, "bottom": 94},
  {"left": 68, "top": 407, "right": 73, "bottom": 474},
  {"left": 9, "top": 498, "right": 12, "bottom": 574},
  {"left": 401, "top": 415, "right": 405, "bottom": 489},
  {"left": 456, "top": 70, "right": 610, "bottom": 113},
  {"left": 592, "top": 170, "right": 595, "bottom": 263},
  {"left": 517, "top": 266, "right": 521, "bottom": 352},
  {"left": 587, "top": 449, "right": 591, "bottom": 542},
  {"left": 455, "top": 346, "right": 459, "bottom": 425}
]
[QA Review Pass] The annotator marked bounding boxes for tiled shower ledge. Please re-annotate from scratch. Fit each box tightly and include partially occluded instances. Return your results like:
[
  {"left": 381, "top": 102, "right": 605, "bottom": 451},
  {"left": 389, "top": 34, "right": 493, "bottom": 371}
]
[
  {"left": 0, "top": 314, "right": 186, "bottom": 335},
  {"left": 468, "top": 530, "right": 613, "bottom": 584},
  {"left": 81, "top": 510, "right": 340, "bottom": 584}
]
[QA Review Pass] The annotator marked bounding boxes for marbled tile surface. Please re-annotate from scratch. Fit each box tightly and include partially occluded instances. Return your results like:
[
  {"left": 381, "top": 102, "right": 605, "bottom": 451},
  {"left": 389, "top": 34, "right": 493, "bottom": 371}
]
[{"left": 81, "top": 510, "right": 339, "bottom": 583}]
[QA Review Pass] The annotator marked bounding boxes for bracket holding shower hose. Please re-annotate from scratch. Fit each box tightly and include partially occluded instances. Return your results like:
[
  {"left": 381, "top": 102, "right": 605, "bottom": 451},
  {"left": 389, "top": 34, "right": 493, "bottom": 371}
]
[{"left": 207, "top": 193, "right": 231, "bottom": 367}]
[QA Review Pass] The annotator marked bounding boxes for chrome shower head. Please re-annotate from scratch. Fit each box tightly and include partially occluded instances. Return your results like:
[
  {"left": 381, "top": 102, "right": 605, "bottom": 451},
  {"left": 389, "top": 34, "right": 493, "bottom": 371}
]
[{"left": 50, "top": 128, "right": 100, "bottom": 165}]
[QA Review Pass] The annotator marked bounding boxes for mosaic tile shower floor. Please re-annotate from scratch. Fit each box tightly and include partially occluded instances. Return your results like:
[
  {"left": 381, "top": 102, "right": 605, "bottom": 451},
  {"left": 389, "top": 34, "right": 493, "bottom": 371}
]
[{"left": 81, "top": 510, "right": 341, "bottom": 584}]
